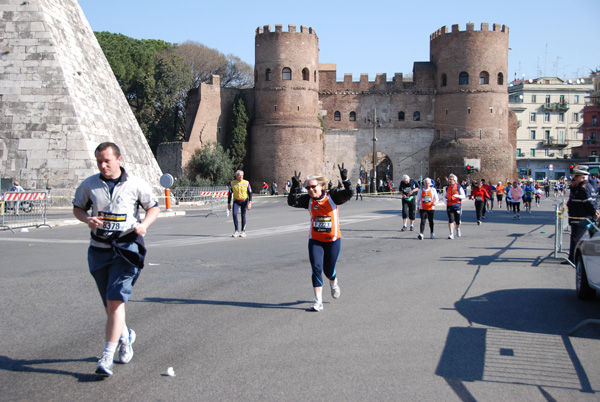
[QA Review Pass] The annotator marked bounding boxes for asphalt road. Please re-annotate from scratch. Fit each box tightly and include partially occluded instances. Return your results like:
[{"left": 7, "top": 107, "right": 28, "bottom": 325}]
[{"left": 1, "top": 195, "right": 599, "bottom": 401}]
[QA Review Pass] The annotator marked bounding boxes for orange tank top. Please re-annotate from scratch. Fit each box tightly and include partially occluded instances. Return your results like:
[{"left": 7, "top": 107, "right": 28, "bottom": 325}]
[
  {"left": 309, "top": 193, "right": 341, "bottom": 242},
  {"left": 420, "top": 187, "right": 435, "bottom": 210}
]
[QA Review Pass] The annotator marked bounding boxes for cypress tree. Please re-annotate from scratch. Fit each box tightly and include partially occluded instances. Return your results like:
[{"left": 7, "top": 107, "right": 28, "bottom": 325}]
[{"left": 228, "top": 92, "right": 249, "bottom": 170}]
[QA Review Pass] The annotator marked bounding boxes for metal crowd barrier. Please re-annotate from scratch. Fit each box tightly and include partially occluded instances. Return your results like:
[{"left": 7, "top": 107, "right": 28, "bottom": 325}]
[
  {"left": 205, "top": 190, "right": 229, "bottom": 218},
  {"left": 170, "top": 186, "right": 228, "bottom": 204},
  {"left": 0, "top": 191, "right": 51, "bottom": 232}
]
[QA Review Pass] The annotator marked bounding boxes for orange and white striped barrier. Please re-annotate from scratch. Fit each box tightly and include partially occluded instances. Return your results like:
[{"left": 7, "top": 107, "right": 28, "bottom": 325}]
[
  {"left": 2, "top": 191, "right": 47, "bottom": 201},
  {"left": 200, "top": 191, "right": 228, "bottom": 197}
]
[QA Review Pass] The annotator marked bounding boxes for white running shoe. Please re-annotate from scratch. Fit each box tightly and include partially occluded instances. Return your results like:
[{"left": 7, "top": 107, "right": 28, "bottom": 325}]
[
  {"left": 330, "top": 281, "right": 341, "bottom": 299},
  {"left": 232, "top": 231, "right": 240, "bottom": 238},
  {"left": 95, "top": 353, "right": 114, "bottom": 376},
  {"left": 310, "top": 298, "right": 323, "bottom": 311},
  {"left": 119, "top": 329, "right": 136, "bottom": 364},
  {"left": 240, "top": 231, "right": 247, "bottom": 238},
  {"left": 430, "top": 233, "right": 435, "bottom": 239},
  {"left": 456, "top": 228, "right": 461, "bottom": 237},
  {"left": 448, "top": 233, "right": 454, "bottom": 239},
  {"left": 418, "top": 233, "right": 424, "bottom": 240}
]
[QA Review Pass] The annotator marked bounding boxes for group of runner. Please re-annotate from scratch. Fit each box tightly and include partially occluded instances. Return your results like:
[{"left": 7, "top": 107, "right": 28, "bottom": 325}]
[{"left": 75, "top": 143, "right": 597, "bottom": 378}]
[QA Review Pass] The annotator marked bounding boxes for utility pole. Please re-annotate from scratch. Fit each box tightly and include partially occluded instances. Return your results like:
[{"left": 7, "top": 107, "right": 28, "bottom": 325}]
[{"left": 369, "top": 108, "right": 380, "bottom": 194}]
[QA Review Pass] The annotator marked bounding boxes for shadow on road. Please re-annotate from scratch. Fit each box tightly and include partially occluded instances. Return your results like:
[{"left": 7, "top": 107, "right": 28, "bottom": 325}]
[
  {"left": 137, "top": 297, "right": 308, "bottom": 310},
  {"left": 0, "top": 355, "right": 103, "bottom": 382}
]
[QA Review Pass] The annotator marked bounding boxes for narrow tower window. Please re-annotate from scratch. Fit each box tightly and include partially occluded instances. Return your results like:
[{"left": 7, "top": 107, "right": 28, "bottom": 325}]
[
  {"left": 265, "top": 69, "right": 272, "bottom": 81},
  {"left": 282, "top": 67, "right": 292, "bottom": 80},
  {"left": 398, "top": 111, "right": 405, "bottom": 121},
  {"left": 479, "top": 71, "right": 489, "bottom": 85},
  {"left": 459, "top": 72, "right": 469, "bottom": 85},
  {"left": 314, "top": 71, "right": 317, "bottom": 82},
  {"left": 441, "top": 74, "right": 447, "bottom": 87},
  {"left": 413, "top": 111, "right": 420, "bottom": 121},
  {"left": 349, "top": 111, "right": 356, "bottom": 121},
  {"left": 497, "top": 72, "right": 504, "bottom": 85},
  {"left": 334, "top": 111, "right": 341, "bottom": 121},
  {"left": 302, "top": 68, "right": 310, "bottom": 81}
]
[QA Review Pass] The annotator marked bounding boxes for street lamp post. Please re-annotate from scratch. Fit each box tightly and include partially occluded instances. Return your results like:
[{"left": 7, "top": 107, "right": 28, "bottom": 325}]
[{"left": 368, "top": 108, "right": 380, "bottom": 194}]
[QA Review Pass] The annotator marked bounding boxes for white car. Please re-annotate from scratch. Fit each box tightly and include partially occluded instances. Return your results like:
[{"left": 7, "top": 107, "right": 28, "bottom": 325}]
[{"left": 574, "top": 222, "right": 600, "bottom": 299}]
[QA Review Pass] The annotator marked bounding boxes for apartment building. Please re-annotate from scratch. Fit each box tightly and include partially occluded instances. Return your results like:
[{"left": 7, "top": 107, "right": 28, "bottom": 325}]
[{"left": 509, "top": 77, "right": 592, "bottom": 180}]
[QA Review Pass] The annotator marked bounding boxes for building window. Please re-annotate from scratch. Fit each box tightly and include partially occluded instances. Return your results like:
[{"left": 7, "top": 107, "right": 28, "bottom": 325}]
[
  {"left": 530, "top": 130, "right": 536, "bottom": 140},
  {"left": 497, "top": 72, "right": 504, "bottom": 85},
  {"left": 334, "top": 111, "right": 341, "bottom": 121},
  {"left": 545, "top": 130, "right": 551, "bottom": 140},
  {"left": 441, "top": 74, "right": 447, "bottom": 87},
  {"left": 574, "top": 95, "right": 579, "bottom": 103},
  {"left": 544, "top": 113, "right": 550, "bottom": 122},
  {"left": 459, "top": 72, "right": 469, "bottom": 85},
  {"left": 282, "top": 67, "right": 292, "bottom": 80},
  {"left": 545, "top": 95, "right": 551, "bottom": 104},
  {"left": 559, "top": 130, "right": 565, "bottom": 143},
  {"left": 559, "top": 113, "right": 564, "bottom": 122},
  {"left": 265, "top": 69, "right": 272, "bottom": 81},
  {"left": 302, "top": 68, "right": 309, "bottom": 81},
  {"left": 593, "top": 150, "right": 598, "bottom": 156},
  {"left": 413, "top": 111, "right": 420, "bottom": 121},
  {"left": 349, "top": 111, "right": 356, "bottom": 121},
  {"left": 530, "top": 112, "right": 536, "bottom": 122},
  {"left": 544, "top": 149, "right": 550, "bottom": 157},
  {"left": 531, "top": 95, "right": 536, "bottom": 103},
  {"left": 445, "top": 108, "right": 448, "bottom": 115},
  {"left": 314, "top": 71, "right": 317, "bottom": 82},
  {"left": 574, "top": 113, "right": 579, "bottom": 123},
  {"left": 593, "top": 115, "right": 597, "bottom": 126},
  {"left": 398, "top": 111, "right": 405, "bottom": 121},
  {"left": 530, "top": 149, "right": 536, "bottom": 157},
  {"left": 516, "top": 148, "right": 522, "bottom": 157},
  {"left": 479, "top": 71, "right": 489, "bottom": 84}
]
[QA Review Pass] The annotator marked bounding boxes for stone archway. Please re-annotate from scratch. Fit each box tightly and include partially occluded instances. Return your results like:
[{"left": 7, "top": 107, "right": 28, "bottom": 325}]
[{"left": 361, "top": 152, "right": 393, "bottom": 191}]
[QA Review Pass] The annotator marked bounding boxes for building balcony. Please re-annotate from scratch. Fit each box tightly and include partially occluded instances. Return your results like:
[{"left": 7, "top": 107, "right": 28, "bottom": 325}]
[
  {"left": 541, "top": 102, "right": 570, "bottom": 111},
  {"left": 541, "top": 137, "right": 568, "bottom": 147}
]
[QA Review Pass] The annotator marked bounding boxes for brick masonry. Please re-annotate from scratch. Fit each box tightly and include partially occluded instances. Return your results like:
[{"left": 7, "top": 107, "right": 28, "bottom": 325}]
[{"left": 164, "top": 23, "right": 516, "bottom": 190}]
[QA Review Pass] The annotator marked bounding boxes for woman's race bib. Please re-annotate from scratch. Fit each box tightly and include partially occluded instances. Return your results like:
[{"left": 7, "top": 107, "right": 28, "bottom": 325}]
[{"left": 313, "top": 216, "right": 332, "bottom": 233}]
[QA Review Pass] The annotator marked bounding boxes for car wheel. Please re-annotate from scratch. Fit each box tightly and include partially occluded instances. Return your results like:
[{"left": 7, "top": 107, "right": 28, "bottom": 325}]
[{"left": 576, "top": 256, "right": 596, "bottom": 300}]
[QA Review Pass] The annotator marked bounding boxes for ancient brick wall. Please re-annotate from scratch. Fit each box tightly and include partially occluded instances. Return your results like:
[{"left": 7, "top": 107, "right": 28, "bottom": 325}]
[
  {"left": 249, "top": 24, "right": 322, "bottom": 190},
  {"left": 429, "top": 23, "right": 515, "bottom": 181}
]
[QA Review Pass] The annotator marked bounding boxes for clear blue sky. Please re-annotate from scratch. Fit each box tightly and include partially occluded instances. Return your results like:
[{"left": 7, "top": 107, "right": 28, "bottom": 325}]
[{"left": 78, "top": 0, "right": 599, "bottom": 82}]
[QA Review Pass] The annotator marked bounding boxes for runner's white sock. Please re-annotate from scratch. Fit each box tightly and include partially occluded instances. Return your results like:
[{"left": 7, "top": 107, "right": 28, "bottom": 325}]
[{"left": 103, "top": 341, "right": 118, "bottom": 358}]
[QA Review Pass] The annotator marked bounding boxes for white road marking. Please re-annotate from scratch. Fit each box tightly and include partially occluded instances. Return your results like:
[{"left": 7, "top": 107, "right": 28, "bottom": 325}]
[{"left": 0, "top": 214, "right": 389, "bottom": 248}]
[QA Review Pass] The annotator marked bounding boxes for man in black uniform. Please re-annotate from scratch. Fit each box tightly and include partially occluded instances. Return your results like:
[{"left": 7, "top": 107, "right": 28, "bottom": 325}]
[
  {"left": 565, "top": 167, "right": 600, "bottom": 265},
  {"left": 399, "top": 174, "right": 419, "bottom": 231}
]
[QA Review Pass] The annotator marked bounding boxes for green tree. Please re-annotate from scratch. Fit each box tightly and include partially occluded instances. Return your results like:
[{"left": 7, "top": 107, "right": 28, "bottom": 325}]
[
  {"left": 228, "top": 92, "right": 249, "bottom": 170},
  {"left": 94, "top": 32, "right": 171, "bottom": 121},
  {"left": 186, "top": 142, "right": 234, "bottom": 186},
  {"left": 145, "top": 52, "right": 194, "bottom": 152}
]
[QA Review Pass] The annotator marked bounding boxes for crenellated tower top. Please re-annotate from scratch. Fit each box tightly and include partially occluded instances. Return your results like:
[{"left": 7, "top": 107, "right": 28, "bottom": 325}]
[
  {"left": 430, "top": 22, "right": 508, "bottom": 42},
  {"left": 256, "top": 24, "right": 316, "bottom": 36}
]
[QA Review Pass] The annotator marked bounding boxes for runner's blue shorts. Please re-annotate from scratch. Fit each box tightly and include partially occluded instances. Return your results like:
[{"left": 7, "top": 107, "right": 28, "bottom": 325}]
[{"left": 88, "top": 243, "right": 140, "bottom": 306}]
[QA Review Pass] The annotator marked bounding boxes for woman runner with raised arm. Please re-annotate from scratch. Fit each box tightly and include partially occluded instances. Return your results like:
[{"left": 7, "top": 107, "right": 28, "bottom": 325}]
[{"left": 287, "top": 164, "right": 353, "bottom": 312}]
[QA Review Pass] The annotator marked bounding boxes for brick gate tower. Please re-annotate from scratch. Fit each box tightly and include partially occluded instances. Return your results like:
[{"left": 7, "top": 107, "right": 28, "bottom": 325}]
[
  {"left": 429, "top": 23, "right": 516, "bottom": 182},
  {"left": 250, "top": 25, "right": 323, "bottom": 189}
]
